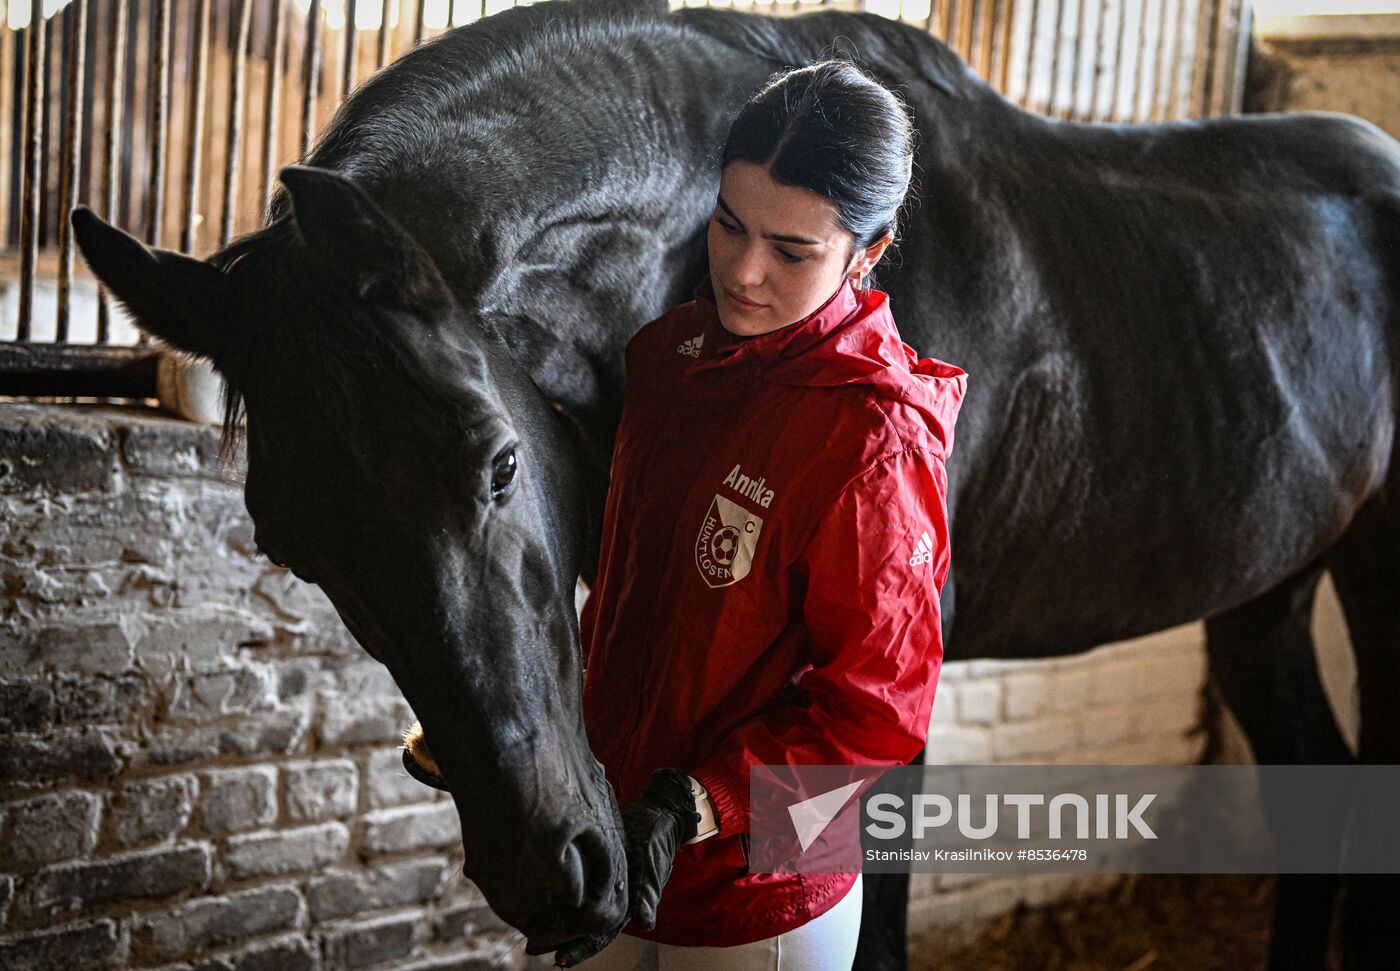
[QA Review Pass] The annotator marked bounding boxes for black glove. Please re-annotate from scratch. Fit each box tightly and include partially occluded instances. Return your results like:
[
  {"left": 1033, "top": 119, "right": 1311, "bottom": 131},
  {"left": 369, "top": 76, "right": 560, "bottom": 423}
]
[
  {"left": 622, "top": 767, "right": 701, "bottom": 931},
  {"left": 552, "top": 768, "right": 700, "bottom": 967}
]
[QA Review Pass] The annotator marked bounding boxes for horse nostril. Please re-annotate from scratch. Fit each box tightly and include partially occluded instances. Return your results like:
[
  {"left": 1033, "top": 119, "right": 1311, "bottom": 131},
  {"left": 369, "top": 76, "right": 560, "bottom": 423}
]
[
  {"left": 559, "top": 825, "right": 616, "bottom": 914},
  {"left": 559, "top": 836, "right": 587, "bottom": 911}
]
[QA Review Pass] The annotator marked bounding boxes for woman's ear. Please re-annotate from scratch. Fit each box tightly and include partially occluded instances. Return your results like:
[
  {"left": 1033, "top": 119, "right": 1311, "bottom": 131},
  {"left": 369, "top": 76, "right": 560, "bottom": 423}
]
[{"left": 847, "top": 233, "right": 894, "bottom": 281}]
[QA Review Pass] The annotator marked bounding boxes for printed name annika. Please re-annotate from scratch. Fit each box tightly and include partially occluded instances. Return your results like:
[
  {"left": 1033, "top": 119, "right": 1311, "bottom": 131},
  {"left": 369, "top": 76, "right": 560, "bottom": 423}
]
[{"left": 724, "top": 463, "right": 775, "bottom": 509}]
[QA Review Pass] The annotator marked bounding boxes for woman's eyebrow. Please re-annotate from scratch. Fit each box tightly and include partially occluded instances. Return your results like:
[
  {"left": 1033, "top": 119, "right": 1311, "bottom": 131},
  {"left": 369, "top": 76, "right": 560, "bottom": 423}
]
[{"left": 717, "top": 196, "right": 824, "bottom": 246}]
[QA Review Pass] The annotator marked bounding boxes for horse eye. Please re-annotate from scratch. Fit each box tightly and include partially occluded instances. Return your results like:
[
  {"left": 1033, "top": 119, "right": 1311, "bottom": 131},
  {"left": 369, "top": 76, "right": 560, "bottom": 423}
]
[{"left": 491, "top": 448, "right": 518, "bottom": 500}]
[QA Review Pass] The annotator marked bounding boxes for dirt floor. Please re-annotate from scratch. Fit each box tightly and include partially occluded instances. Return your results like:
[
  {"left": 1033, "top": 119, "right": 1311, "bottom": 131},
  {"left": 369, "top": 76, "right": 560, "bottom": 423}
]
[{"left": 908, "top": 874, "right": 1343, "bottom": 971}]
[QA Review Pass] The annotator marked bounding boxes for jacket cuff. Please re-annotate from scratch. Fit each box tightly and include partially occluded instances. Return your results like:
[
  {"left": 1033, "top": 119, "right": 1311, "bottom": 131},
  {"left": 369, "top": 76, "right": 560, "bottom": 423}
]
[{"left": 688, "top": 765, "right": 747, "bottom": 836}]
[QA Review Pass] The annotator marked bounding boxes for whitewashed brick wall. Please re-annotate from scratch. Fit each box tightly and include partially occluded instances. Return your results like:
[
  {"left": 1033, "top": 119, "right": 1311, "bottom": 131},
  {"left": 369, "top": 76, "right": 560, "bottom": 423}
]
[
  {"left": 907, "top": 625, "right": 1207, "bottom": 938},
  {"left": 910, "top": 582, "right": 1358, "bottom": 940}
]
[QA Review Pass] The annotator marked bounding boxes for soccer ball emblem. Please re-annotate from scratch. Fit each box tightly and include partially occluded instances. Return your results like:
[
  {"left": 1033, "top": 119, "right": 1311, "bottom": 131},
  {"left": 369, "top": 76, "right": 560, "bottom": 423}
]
[{"left": 709, "top": 526, "right": 741, "bottom": 566}]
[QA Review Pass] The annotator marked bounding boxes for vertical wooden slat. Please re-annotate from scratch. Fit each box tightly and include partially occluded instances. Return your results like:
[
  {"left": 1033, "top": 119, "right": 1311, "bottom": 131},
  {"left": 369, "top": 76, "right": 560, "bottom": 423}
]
[
  {"left": 343, "top": 0, "right": 360, "bottom": 102},
  {"left": 1047, "top": 0, "right": 1069, "bottom": 117},
  {"left": 302, "top": 0, "right": 322, "bottom": 158},
  {"left": 136, "top": 0, "right": 170, "bottom": 347},
  {"left": 1107, "top": 0, "right": 1127, "bottom": 120},
  {"left": 146, "top": 0, "right": 170, "bottom": 248},
  {"left": 40, "top": 2, "right": 57, "bottom": 249},
  {"left": 123, "top": 0, "right": 145, "bottom": 231},
  {"left": 57, "top": 0, "right": 89, "bottom": 342},
  {"left": 415, "top": 0, "right": 427, "bottom": 46},
  {"left": 995, "top": 0, "right": 1017, "bottom": 94},
  {"left": 1189, "top": 0, "right": 1215, "bottom": 118},
  {"left": 1165, "top": 0, "right": 1189, "bottom": 120},
  {"left": 976, "top": 0, "right": 998, "bottom": 82},
  {"left": 1019, "top": 0, "right": 1041, "bottom": 108},
  {"left": 181, "top": 0, "right": 211, "bottom": 255},
  {"left": 98, "top": 0, "right": 129, "bottom": 344},
  {"left": 1209, "top": 0, "right": 1230, "bottom": 116},
  {"left": 1211, "top": 0, "right": 1241, "bottom": 116},
  {"left": 18, "top": 0, "right": 47, "bottom": 343},
  {"left": 955, "top": 0, "right": 975, "bottom": 61},
  {"left": 1067, "top": 0, "right": 1087, "bottom": 119},
  {"left": 1087, "top": 0, "right": 1108, "bottom": 121},
  {"left": 0, "top": 26, "right": 14, "bottom": 250},
  {"left": 379, "top": 0, "right": 395, "bottom": 68},
  {"left": 1148, "top": 0, "right": 1171, "bottom": 121},
  {"left": 1129, "top": 0, "right": 1151, "bottom": 121},
  {"left": 78, "top": 2, "right": 100, "bottom": 223},
  {"left": 222, "top": 0, "right": 254, "bottom": 246},
  {"left": 42, "top": 2, "right": 61, "bottom": 249},
  {"left": 261, "top": 0, "right": 286, "bottom": 215},
  {"left": 1227, "top": 0, "right": 1250, "bottom": 116}
]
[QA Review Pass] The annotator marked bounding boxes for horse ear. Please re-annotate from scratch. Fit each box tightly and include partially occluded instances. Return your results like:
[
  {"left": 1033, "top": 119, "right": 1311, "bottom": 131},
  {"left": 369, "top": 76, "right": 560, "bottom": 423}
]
[
  {"left": 278, "top": 165, "right": 449, "bottom": 313},
  {"left": 70, "top": 206, "right": 229, "bottom": 362}
]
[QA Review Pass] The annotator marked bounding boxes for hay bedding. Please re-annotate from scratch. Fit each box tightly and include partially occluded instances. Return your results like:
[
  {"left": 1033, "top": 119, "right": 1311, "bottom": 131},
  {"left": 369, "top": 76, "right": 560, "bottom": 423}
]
[{"left": 907, "top": 875, "right": 1343, "bottom": 971}]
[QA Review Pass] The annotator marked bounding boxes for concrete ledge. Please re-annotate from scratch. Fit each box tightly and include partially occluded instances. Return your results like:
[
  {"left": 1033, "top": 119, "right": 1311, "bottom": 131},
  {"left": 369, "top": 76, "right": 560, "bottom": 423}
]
[{"left": 1258, "top": 13, "right": 1400, "bottom": 41}]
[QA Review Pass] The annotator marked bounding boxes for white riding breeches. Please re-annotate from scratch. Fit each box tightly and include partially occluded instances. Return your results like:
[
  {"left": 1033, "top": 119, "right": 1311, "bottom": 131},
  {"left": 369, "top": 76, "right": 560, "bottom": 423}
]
[{"left": 576, "top": 872, "right": 863, "bottom": 971}]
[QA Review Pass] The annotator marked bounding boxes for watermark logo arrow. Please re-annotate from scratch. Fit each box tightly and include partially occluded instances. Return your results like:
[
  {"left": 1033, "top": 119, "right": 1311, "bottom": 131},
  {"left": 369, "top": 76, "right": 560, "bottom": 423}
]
[{"left": 788, "top": 780, "right": 864, "bottom": 852}]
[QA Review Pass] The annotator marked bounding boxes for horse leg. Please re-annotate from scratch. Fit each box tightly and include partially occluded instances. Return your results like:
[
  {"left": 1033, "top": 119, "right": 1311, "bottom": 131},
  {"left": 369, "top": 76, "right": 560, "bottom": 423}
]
[
  {"left": 1203, "top": 559, "right": 1353, "bottom": 971},
  {"left": 1325, "top": 494, "right": 1400, "bottom": 971}
]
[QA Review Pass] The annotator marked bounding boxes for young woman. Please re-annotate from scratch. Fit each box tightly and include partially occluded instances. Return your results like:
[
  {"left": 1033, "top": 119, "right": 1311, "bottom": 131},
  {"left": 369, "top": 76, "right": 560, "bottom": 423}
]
[{"left": 559, "top": 58, "right": 967, "bottom": 970}]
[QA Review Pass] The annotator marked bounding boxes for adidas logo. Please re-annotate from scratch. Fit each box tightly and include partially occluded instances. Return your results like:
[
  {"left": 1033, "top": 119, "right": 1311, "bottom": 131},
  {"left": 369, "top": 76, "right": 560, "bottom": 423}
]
[
  {"left": 677, "top": 333, "right": 705, "bottom": 357},
  {"left": 909, "top": 530, "right": 935, "bottom": 567}
]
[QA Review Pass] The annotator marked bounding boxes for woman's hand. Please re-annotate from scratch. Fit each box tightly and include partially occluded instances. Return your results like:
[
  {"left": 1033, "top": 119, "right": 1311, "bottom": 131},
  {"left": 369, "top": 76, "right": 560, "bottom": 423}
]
[
  {"left": 621, "top": 767, "right": 701, "bottom": 929},
  {"left": 552, "top": 768, "right": 700, "bottom": 966}
]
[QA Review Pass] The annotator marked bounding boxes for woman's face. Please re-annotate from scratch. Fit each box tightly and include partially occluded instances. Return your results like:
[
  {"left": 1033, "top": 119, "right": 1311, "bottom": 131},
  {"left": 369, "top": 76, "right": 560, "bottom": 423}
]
[{"left": 707, "top": 160, "right": 886, "bottom": 337}]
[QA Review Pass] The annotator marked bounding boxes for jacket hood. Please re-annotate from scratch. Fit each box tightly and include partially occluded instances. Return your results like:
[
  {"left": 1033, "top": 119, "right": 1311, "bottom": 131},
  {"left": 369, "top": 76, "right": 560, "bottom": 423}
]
[{"left": 692, "top": 274, "right": 968, "bottom": 459}]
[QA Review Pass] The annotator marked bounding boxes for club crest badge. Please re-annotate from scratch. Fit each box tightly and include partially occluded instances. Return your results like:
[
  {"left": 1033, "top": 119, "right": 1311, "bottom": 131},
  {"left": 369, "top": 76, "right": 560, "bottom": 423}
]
[{"left": 695, "top": 494, "right": 764, "bottom": 588}]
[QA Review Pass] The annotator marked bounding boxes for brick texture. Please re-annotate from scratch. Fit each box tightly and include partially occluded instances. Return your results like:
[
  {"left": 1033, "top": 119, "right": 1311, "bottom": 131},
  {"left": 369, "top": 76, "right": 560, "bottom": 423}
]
[
  {"left": 0, "top": 791, "right": 102, "bottom": 870},
  {"left": 129, "top": 885, "right": 302, "bottom": 961},
  {"left": 223, "top": 824, "right": 349, "bottom": 879},
  {"left": 0, "top": 919, "right": 120, "bottom": 970},
  {"left": 20, "top": 844, "right": 211, "bottom": 917},
  {"left": 199, "top": 767, "right": 278, "bottom": 836}
]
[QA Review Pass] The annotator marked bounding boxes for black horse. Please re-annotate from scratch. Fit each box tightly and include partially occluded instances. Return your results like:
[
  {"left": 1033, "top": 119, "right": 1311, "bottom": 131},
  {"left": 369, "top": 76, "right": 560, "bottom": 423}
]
[{"left": 72, "top": 0, "right": 1400, "bottom": 965}]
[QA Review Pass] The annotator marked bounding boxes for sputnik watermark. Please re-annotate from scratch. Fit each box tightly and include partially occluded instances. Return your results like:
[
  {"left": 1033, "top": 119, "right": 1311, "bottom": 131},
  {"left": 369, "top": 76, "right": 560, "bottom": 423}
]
[
  {"left": 747, "top": 764, "right": 1400, "bottom": 875},
  {"left": 863, "top": 791, "right": 1157, "bottom": 840}
]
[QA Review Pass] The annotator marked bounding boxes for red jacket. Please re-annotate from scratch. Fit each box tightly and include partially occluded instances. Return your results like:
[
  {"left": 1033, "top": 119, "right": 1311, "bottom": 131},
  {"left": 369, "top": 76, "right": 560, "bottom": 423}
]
[{"left": 580, "top": 274, "right": 967, "bottom": 946}]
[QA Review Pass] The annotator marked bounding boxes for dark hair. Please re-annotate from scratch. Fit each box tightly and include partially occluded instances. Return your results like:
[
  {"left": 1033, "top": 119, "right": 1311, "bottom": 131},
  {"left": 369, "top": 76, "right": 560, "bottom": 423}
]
[{"left": 720, "top": 58, "right": 916, "bottom": 274}]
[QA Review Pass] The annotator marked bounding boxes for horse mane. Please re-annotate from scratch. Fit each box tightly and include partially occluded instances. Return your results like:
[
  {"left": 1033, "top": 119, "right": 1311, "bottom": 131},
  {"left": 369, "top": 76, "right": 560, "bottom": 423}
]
[
  {"left": 672, "top": 7, "right": 982, "bottom": 101},
  {"left": 271, "top": 1, "right": 685, "bottom": 208}
]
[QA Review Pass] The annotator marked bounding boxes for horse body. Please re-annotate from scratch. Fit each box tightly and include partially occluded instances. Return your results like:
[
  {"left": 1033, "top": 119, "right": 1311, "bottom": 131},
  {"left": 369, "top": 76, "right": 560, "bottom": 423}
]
[
  {"left": 898, "top": 107, "right": 1400, "bottom": 659},
  {"left": 73, "top": 1, "right": 1400, "bottom": 964}
]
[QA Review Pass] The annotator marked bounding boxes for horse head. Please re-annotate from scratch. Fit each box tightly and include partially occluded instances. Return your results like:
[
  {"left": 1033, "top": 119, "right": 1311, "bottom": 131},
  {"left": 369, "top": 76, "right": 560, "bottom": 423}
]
[{"left": 71, "top": 165, "right": 627, "bottom": 948}]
